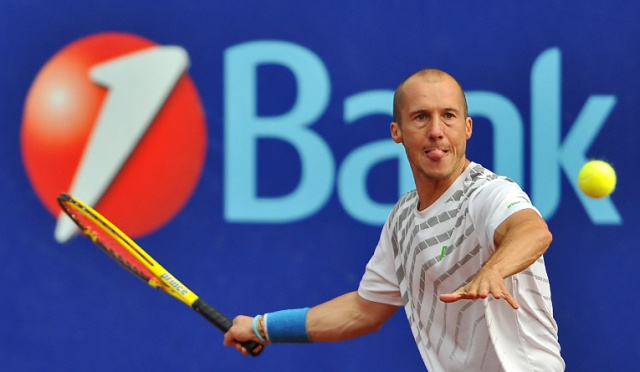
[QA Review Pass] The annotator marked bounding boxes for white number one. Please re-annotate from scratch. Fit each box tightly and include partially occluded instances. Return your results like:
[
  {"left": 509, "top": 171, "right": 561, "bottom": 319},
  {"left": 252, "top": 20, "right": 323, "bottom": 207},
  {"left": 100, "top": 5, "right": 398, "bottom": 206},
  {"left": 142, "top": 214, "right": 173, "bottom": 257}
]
[{"left": 55, "top": 45, "right": 189, "bottom": 243}]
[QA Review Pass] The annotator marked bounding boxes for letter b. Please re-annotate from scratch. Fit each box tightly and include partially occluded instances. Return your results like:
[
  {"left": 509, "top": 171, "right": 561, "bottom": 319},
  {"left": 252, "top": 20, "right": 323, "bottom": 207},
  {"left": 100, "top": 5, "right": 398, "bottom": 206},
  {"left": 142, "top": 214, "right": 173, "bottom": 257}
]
[{"left": 224, "top": 41, "right": 334, "bottom": 222}]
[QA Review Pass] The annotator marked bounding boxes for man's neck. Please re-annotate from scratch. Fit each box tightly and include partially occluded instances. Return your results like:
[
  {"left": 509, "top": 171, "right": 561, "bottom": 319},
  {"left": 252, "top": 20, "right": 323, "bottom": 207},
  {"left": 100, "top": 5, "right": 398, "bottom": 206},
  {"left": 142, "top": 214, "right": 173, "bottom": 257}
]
[{"left": 415, "top": 159, "right": 470, "bottom": 211}]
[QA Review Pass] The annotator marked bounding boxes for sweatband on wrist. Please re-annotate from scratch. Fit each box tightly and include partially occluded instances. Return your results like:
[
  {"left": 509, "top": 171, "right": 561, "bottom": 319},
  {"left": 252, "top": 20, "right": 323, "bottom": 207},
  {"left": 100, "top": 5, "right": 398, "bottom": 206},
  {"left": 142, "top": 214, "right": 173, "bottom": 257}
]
[
  {"left": 263, "top": 307, "right": 312, "bottom": 343},
  {"left": 252, "top": 315, "right": 267, "bottom": 342}
]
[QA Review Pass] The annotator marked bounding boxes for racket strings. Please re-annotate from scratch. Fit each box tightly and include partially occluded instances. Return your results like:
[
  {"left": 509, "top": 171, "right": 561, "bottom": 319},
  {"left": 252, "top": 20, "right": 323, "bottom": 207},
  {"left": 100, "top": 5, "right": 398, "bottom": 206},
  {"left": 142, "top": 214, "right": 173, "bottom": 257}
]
[{"left": 61, "top": 199, "right": 162, "bottom": 288}]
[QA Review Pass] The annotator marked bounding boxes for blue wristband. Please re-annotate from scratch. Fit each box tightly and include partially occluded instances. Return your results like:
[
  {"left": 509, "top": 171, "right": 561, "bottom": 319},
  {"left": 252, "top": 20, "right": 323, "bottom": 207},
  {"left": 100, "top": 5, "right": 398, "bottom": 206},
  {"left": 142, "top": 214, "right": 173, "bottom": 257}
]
[{"left": 264, "top": 308, "right": 312, "bottom": 343}]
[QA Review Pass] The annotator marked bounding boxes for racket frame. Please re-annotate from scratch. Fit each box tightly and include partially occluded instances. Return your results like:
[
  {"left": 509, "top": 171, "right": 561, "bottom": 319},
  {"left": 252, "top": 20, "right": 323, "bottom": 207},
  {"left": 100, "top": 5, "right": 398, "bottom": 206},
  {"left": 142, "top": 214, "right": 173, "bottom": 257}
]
[{"left": 57, "top": 193, "right": 263, "bottom": 356}]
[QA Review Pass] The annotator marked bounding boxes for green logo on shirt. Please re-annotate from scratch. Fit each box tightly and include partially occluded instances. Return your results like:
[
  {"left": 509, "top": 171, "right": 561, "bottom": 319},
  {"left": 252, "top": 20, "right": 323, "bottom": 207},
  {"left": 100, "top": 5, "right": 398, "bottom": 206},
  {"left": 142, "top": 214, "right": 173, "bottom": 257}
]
[{"left": 507, "top": 201, "right": 522, "bottom": 209}]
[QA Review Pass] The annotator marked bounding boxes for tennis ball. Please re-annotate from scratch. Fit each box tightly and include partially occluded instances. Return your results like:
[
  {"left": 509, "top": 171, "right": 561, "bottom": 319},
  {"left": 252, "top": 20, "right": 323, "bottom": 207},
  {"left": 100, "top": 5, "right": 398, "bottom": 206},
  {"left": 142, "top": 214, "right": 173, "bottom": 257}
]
[{"left": 577, "top": 160, "right": 617, "bottom": 198}]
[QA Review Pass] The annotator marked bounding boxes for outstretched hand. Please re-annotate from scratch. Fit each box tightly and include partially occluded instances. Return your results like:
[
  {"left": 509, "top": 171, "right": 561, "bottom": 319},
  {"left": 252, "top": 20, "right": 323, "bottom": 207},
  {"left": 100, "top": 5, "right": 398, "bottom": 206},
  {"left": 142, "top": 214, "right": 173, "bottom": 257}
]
[{"left": 439, "top": 265, "right": 520, "bottom": 310}]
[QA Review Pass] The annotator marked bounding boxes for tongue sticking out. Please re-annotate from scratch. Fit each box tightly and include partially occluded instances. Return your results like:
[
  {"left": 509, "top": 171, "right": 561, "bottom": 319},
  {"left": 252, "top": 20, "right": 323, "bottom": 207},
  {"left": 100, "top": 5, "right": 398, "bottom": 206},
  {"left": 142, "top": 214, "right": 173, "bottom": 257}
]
[{"left": 426, "top": 149, "right": 447, "bottom": 161}]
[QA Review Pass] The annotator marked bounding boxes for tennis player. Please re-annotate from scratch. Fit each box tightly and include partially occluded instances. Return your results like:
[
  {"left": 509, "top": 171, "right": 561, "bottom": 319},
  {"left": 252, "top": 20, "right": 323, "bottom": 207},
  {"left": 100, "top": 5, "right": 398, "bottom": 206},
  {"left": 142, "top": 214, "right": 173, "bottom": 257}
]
[{"left": 224, "top": 69, "right": 564, "bottom": 371}]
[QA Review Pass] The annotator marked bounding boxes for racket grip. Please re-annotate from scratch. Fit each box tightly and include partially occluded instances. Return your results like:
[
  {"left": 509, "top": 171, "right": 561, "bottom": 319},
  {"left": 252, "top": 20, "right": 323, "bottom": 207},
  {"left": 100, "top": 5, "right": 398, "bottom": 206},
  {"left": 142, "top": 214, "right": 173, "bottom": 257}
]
[{"left": 193, "top": 298, "right": 264, "bottom": 356}]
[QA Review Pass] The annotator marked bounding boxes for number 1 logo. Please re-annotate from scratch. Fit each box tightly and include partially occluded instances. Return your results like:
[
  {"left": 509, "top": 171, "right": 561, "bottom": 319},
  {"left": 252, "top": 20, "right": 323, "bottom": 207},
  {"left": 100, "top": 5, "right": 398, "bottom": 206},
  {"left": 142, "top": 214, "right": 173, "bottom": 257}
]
[{"left": 21, "top": 32, "right": 207, "bottom": 242}]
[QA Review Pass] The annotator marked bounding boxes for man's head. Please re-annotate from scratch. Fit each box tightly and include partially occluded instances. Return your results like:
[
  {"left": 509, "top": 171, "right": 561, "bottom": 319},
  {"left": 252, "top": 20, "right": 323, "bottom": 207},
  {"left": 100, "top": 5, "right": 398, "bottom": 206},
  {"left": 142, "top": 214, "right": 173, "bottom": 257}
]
[
  {"left": 390, "top": 69, "right": 473, "bottom": 191},
  {"left": 393, "top": 69, "right": 469, "bottom": 125}
]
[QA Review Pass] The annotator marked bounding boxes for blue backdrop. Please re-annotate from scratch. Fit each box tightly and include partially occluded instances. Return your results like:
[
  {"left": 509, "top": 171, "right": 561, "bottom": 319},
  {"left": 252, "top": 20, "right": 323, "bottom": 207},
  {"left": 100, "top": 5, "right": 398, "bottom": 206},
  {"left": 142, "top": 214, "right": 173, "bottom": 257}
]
[{"left": 2, "top": 1, "right": 638, "bottom": 371}]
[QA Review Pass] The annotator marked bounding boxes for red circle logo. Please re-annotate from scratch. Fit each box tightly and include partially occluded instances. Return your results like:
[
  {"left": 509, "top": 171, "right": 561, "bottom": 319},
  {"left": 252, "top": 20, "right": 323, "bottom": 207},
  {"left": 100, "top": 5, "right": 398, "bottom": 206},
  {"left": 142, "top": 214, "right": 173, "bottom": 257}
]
[{"left": 21, "top": 32, "right": 207, "bottom": 241}]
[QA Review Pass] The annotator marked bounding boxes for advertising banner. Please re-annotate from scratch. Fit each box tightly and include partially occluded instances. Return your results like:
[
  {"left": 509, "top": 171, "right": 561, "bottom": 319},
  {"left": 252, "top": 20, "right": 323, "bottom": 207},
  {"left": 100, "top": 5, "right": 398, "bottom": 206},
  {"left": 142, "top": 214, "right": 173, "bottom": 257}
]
[{"left": 1, "top": 1, "right": 637, "bottom": 370}]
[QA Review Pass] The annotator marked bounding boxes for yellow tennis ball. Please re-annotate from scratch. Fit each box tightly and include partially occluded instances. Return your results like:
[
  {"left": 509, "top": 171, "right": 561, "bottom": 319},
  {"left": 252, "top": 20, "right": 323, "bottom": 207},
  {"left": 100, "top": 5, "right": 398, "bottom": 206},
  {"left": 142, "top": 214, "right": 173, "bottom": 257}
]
[{"left": 578, "top": 160, "right": 617, "bottom": 198}]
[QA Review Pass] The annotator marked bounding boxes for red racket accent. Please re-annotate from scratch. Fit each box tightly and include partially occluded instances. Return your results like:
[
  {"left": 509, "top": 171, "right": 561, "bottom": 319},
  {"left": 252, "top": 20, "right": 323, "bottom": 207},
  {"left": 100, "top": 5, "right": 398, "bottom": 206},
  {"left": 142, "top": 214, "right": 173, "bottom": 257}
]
[{"left": 60, "top": 196, "right": 162, "bottom": 287}]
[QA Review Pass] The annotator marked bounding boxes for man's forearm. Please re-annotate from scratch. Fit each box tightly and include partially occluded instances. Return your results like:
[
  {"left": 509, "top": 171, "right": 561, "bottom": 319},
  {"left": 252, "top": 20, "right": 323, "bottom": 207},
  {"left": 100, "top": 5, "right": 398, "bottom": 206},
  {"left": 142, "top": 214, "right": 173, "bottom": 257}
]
[{"left": 307, "top": 291, "right": 398, "bottom": 342}]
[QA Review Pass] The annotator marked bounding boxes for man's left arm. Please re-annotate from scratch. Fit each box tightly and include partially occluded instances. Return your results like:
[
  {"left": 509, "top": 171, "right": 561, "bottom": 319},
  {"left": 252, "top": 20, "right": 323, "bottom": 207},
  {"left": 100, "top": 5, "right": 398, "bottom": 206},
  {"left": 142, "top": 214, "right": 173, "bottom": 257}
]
[{"left": 439, "top": 208, "right": 552, "bottom": 309}]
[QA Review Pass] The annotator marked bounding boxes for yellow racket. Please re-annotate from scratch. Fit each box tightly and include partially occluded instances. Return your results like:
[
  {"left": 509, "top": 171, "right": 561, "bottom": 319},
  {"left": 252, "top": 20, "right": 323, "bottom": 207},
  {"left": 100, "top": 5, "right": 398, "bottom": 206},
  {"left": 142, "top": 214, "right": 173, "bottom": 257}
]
[{"left": 57, "top": 193, "right": 263, "bottom": 356}]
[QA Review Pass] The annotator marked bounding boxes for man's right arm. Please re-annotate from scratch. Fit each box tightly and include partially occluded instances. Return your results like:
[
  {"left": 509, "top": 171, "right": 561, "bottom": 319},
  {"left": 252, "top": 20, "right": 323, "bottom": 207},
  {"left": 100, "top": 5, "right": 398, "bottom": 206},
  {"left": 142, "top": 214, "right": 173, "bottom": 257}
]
[
  {"left": 307, "top": 291, "right": 399, "bottom": 342},
  {"left": 223, "top": 291, "right": 399, "bottom": 355}
]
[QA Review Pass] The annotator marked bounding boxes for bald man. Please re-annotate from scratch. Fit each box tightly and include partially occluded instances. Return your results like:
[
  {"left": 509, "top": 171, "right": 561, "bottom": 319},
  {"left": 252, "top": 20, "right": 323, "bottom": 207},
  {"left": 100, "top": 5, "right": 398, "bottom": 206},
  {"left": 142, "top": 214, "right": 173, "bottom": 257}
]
[{"left": 224, "top": 69, "right": 564, "bottom": 371}]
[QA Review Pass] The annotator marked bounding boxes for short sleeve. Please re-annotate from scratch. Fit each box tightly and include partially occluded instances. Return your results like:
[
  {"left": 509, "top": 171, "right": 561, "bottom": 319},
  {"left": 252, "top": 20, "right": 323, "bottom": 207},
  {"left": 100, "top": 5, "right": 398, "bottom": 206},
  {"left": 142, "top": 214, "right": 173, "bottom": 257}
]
[
  {"left": 469, "top": 179, "right": 540, "bottom": 253},
  {"left": 357, "top": 220, "right": 404, "bottom": 306}
]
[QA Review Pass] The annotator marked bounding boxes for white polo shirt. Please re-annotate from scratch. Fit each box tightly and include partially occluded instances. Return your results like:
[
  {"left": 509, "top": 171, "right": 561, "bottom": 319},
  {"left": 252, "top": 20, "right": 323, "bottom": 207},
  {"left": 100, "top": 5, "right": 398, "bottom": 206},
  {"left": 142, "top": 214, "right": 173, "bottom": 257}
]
[{"left": 358, "top": 163, "right": 564, "bottom": 371}]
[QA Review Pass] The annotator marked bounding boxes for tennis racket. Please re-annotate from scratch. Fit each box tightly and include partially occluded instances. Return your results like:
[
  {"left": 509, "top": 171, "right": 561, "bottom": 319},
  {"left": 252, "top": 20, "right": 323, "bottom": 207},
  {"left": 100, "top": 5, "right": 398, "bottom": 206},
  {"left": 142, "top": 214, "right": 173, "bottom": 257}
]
[{"left": 57, "top": 193, "right": 263, "bottom": 356}]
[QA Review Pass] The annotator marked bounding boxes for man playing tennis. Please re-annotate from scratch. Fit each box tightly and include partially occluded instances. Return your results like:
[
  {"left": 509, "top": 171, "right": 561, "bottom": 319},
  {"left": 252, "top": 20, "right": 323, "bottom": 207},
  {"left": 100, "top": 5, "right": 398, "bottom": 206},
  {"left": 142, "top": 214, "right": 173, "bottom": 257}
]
[{"left": 224, "top": 69, "right": 565, "bottom": 371}]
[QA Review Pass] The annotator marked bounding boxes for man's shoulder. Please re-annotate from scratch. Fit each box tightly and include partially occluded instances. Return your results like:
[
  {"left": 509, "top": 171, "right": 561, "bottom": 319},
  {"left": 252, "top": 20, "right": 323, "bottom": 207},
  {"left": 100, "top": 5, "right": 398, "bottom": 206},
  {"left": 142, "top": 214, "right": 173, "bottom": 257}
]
[{"left": 465, "top": 163, "right": 517, "bottom": 196}]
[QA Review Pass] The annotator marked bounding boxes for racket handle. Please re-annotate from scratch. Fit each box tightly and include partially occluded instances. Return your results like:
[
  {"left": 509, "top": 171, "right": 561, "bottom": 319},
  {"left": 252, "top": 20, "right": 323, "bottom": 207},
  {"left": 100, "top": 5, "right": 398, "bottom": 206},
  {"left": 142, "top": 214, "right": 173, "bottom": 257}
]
[{"left": 193, "top": 298, "right": 264, "bottom": 356}]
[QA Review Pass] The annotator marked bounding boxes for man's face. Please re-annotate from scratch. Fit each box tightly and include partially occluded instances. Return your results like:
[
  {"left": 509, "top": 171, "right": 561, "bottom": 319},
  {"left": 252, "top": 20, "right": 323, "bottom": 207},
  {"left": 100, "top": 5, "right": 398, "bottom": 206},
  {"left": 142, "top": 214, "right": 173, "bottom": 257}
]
[{"left": 390, "top": 75, "right": 473, "bottom": 185}]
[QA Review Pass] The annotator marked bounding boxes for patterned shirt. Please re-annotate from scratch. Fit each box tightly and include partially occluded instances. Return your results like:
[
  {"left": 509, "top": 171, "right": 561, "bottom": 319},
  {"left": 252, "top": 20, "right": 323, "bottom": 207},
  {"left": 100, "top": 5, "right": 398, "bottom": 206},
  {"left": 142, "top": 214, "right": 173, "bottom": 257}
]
[{"left": 358, "top": 163, "right": 564, "bottom": 371}]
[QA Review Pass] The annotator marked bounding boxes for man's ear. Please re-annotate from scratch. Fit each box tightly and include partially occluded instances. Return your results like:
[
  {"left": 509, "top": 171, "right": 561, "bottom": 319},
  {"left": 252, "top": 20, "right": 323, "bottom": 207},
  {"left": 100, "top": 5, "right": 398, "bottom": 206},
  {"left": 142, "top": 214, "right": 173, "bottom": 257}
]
[
  {"left": 466, "top": 117, "right": 473, "bottom": 139},
  {"left": 390, "top": 122, "right": 402, "bottom": 143}
]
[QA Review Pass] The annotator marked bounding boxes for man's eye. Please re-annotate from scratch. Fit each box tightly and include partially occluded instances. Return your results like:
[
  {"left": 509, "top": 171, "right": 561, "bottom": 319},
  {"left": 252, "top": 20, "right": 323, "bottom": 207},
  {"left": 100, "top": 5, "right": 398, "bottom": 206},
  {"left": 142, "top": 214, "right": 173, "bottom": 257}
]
[
  {"left": 416, "top": 114, "right": 426, "bottom": 120},
  {"left": 444, "top": 112, "right": 454, "bottom": 118}
]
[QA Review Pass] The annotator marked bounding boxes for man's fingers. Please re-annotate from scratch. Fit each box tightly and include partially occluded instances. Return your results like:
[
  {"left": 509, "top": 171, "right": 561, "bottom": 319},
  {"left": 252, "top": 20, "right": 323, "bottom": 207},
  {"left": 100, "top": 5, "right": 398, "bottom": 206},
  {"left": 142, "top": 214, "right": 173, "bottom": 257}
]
[
  {"left": 237, "top": 344, "right": 249, "bottom": 356},
  {"left": 439, "top": 292, "right": 461, "bottom": 303},
  {"left": 440, "top": 285, "right": 482, "bottom": 302},
  {"left": 501, "top": 290, "right": 520, "bottom": 310},
  {"left": 488, "top": 284, "right": 520, "bottom": 310},
  {"left": 223, "top": 338, "right": 250, "bottom": 356},
  {"left": 440, "top": 285, "right": 520, "bottom": 309}
]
